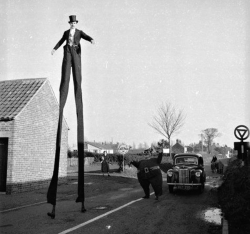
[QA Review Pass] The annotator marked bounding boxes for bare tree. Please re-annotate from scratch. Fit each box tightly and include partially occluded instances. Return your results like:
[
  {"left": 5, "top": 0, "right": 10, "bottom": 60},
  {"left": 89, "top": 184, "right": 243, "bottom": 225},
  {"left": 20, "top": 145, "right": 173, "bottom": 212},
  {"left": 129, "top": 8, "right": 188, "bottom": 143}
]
[
  {"left": 201, "top": 128, "right": 221, "bottom": 154},
  {"left": 138, "top": 143, "right": 144, "bottom": 149},
  {"left": 148, "top": 102, "right": 186, "bottom": 155},
  {"left": 144, "top": 142, "right": 149, "bottom": 149}
]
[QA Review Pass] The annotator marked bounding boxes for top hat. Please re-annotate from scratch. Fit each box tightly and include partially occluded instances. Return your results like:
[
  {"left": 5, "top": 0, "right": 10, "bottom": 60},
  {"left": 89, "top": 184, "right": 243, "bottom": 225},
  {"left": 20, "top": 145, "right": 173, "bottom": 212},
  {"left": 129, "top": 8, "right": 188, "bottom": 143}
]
[{"left": 68, "top": 15, "right": 78, "bottom": 23}]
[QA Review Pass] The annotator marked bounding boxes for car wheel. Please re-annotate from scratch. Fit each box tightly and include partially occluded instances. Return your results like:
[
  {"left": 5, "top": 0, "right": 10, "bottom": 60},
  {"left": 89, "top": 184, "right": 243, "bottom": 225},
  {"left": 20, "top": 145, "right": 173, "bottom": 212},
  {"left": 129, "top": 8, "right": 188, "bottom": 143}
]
[{"left": 169, "top": 185, "right": 174, "bottom": 193}]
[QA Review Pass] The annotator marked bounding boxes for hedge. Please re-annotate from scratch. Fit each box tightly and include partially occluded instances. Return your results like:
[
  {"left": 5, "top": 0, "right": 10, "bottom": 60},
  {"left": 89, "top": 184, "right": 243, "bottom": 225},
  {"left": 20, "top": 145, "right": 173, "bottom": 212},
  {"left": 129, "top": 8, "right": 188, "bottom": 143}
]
[
  {"left": 218, "top": 158, "right": 250, "bottom": 226},
  {"left": 81, "top": 151, "right": 173, "bottom": 172}
]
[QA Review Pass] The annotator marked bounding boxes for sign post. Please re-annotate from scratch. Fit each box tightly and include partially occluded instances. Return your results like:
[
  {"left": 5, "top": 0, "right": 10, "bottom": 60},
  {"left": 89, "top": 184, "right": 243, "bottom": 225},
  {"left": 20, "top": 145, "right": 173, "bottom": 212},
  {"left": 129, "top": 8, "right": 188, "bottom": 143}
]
[
  {"left": 234, "top": 125, "right": 250, "bottom": 166},
  {"left": 118, "top": 144, "right": 129, "bottom": 171}
]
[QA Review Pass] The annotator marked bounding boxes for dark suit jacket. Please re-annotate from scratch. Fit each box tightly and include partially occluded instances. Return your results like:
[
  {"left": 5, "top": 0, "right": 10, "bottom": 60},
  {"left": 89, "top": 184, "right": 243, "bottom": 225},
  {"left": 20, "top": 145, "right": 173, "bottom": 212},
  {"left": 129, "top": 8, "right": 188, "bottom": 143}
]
[
  {"left": 53, "top": 29, "right": 93, "bottom": 51},
  {"left": 130, "top": 152, "right": 163, "bottom": 169}
]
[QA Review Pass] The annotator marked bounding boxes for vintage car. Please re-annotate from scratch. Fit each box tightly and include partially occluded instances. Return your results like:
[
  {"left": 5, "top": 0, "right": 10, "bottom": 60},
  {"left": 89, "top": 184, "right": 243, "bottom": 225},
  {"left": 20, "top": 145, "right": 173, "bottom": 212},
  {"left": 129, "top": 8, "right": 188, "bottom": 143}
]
[{"left": 167, "top": 153, "right": 206, "bottom": 193}]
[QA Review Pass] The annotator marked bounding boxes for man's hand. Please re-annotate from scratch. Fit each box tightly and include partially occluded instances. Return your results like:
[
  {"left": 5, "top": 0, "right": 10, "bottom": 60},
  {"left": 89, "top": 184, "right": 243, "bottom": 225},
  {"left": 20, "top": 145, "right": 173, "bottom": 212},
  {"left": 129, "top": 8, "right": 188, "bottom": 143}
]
[
  {"left": 91, "top": 40, "right": 95, "bottom": 45},
  {"left": 51, "top": 49, "right": 55, "bottom": 55},
  {"left": 158, "top": 146, "right": 163, "bottom": 154}
]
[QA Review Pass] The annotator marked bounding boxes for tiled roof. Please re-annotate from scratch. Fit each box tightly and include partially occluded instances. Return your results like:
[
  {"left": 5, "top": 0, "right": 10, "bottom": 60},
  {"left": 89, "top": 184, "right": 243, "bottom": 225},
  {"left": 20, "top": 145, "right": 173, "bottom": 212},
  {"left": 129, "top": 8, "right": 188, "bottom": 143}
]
[{"left": 0, "top": 78, "right": 46, "bottom": 121}]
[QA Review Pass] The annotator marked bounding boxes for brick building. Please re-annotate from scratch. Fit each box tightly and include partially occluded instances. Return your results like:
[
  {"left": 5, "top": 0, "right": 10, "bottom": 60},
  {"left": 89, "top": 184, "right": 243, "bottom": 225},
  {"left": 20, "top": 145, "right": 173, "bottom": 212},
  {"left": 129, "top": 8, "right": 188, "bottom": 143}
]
[
  {"left": 172, "top": 139, "right": 186, "bottom": 154},
  {"left": 0, "top": 78, "right": 68, "bottom": 194}
]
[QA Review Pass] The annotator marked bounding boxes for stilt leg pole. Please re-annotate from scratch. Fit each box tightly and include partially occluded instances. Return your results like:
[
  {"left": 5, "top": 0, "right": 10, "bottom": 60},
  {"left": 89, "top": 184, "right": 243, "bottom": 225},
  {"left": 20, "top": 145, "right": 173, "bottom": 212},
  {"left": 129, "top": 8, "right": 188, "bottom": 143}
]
[
  {"left": 47, "top": 205, "right": 56, "bottom": 219},
  {"left": 81, "top": 202, "right": 86, "bottom": 213}
]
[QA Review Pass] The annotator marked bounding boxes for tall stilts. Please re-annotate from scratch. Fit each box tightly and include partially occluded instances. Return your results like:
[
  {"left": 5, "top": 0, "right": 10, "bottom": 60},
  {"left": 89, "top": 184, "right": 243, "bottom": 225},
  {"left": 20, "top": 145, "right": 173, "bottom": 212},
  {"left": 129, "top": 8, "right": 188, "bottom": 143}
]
[
  {"left": 48, "top": 14, "right": 94, "bottom": 218},
  {"left": 81, "top": 202, "right": 86, "bottom": 213}
]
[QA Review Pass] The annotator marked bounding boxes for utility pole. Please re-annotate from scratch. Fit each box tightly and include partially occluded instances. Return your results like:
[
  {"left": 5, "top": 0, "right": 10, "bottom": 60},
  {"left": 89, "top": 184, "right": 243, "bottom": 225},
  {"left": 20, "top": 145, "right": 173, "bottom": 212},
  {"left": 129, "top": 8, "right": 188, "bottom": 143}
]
[
  {"left": 198, "top": 134, "right": 204, "bottom": 152},
  {"left": 201, "top": 134, "right": 204, "bottom": 152}
]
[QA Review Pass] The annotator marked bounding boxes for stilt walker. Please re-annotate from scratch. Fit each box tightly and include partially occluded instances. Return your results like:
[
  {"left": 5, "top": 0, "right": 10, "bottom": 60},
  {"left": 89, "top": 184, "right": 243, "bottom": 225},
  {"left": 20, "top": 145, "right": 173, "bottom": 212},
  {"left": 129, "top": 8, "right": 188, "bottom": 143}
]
[{"left": 47, "top": 15, "right": 95, "bottom": 219}]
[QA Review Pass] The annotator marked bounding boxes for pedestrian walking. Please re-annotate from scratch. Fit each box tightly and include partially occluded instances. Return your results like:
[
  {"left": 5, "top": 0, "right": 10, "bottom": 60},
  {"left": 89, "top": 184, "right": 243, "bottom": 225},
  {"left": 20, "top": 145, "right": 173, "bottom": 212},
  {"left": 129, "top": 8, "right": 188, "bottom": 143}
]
[
  {"left": 101, "top": 151, "right": 111, "bottom": 176},
  {"left": 211, "top": 155, "right": 218, "bottom": 163},
  {"left": 47, "top": 15, "right": 95, "bottom": 219},
  {"left": 211, "top": 155, "right": 218, "bottom": 173}
]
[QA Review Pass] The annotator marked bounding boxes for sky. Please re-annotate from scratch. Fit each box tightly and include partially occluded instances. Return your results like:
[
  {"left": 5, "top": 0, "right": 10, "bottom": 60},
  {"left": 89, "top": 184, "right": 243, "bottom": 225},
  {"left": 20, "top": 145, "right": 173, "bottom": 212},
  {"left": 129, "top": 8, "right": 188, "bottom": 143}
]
[{"left": 1, "top": 0, "right": 250, "bottom": 149}]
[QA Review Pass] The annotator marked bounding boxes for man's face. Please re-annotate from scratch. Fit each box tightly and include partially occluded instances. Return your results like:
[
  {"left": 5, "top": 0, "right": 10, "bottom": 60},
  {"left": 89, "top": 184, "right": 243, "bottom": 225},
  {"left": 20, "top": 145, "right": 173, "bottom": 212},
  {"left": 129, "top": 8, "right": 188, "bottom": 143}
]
[{"left": 70, "top": 22, "right": 77, "bottom": 29}]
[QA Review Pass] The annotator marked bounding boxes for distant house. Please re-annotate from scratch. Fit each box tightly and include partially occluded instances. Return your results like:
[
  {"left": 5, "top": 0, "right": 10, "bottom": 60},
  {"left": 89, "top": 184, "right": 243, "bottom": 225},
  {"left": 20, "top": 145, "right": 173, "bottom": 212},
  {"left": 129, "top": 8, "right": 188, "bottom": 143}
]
[
  {"left": 85, "top": 142, "right": 115, "bottom": 154},
  {"left": 172, "top": 139, "right": 185, "bottom": 154},
  {"left": 186, "top": 146, "right": 193, "bottom": 153},
  {"left": 0, "top": 78, "right": 68, "bottom": 194}
]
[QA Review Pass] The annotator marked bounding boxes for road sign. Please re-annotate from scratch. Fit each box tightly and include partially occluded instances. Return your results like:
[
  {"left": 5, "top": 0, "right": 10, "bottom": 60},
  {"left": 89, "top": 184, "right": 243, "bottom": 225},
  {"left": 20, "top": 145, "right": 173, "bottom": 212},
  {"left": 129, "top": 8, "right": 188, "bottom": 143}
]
[
  {"left": 163, "top": 148, "right": 169, "bottom": 154},
  {"left": 118, "top": 144, "right": 129, "bottom": 171},
  {"left": 234, "top": 125, "right": 249, "bottom": 141},
  {"left": 118, "top": 144, "right": 129, "bottom": 155},
  {"left": 234, "top": 125, "right": 250, "bottom": 164}
]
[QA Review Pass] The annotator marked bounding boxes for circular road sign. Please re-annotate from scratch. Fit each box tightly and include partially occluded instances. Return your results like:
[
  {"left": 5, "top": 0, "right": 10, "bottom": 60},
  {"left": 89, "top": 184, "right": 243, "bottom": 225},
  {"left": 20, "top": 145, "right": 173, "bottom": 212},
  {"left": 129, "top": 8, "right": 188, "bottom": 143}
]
[
  {"left": 118, "top": 144, "right": 129, "bottom": 155},
  {"left": 234, "top": 125, "right": 249, "bottom": 141}
]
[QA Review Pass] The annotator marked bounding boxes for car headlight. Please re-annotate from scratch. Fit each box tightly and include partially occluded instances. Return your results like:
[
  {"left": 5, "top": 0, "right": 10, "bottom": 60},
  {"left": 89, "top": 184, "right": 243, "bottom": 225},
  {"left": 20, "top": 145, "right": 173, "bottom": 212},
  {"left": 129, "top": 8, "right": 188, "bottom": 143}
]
[
  {"left": 195, "top": 171, "right": 201, "bottom": 177},
  {"left": 167, "top": 171, "right": 173, "bottom": 177}
]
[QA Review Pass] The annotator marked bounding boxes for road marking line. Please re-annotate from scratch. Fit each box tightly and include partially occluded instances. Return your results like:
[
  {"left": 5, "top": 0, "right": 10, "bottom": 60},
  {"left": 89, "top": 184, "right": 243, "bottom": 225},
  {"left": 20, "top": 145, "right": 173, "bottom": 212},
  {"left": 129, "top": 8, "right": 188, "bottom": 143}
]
[
  {"left": 0, "top": 194, "right": 76, "bottom": 213},
  {"left": 0, "top": 201, "right": 47, "bottom": 213},
  {"left": 59, "top": 192, "right": 155, "bottom": 234}
]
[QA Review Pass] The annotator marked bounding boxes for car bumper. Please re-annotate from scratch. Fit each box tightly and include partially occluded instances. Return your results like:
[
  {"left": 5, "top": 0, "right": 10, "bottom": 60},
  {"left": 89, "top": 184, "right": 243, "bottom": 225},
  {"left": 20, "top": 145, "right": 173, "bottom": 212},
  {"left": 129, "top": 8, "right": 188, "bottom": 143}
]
[{"left": 167, "top": 183, "right": 202, "bottom": 186}]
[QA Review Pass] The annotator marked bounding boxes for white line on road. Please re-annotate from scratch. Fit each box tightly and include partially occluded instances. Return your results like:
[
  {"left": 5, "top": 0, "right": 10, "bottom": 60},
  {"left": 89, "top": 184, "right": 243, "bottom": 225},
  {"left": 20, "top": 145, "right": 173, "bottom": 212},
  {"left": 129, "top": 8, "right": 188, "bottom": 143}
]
[
  {"left": 0, "top": 194, "right": 76, "bottom": 213},
  {"left": 0, "top": 201, "right": 47, "bottom": 213},
  {"left": 58, "top": 192, "right": 155, "bottom": 234}
]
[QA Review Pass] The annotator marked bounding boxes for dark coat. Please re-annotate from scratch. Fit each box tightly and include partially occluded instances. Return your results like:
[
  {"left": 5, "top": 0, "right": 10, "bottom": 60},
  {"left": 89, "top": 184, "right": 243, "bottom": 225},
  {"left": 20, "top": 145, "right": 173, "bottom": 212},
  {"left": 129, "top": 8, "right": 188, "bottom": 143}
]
[
  {"left": 101, "top": 158, "right": 109, "bottom": 173},
  {"left": 53, "top": 29, "right": 93, "bottom": 54},
  {"left": 211, "top": 156, "right": 217, "bottom": 163},
  {"left": 130, "top": 153, "right": 163, "bottom": 197}
]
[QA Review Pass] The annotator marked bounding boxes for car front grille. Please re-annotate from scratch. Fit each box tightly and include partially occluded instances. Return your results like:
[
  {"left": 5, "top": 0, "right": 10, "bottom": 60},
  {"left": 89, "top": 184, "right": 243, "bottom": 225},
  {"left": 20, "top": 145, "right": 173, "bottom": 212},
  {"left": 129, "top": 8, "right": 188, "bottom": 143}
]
[{"left": 179, "top": 169, "right": 189, "bottom": 183}]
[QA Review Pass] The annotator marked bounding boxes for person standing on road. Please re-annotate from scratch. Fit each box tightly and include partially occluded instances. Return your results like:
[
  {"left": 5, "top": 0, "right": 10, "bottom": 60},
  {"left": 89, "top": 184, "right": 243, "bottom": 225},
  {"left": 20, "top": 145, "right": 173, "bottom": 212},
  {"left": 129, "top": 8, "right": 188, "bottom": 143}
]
[
  {"left": 129, "top": 148, "right": 163, "bottom": 200},
  {"left": 211, "top": 155, "right": 217, "bottom": 163},
  {"left": 101, "top": 151, "right": 111, "bottom": 177},
  {"left": 211, "top": 155, "right": 218, "bottom": 173},
  {"left": 47, "top": 15, "right": 95, "bottom": 219}
]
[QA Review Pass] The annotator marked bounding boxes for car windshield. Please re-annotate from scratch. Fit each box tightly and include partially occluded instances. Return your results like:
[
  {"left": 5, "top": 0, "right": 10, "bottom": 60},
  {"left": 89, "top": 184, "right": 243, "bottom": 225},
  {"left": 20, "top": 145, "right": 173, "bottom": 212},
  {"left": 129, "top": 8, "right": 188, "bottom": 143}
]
[{"left": 175, "top": 156, "right": 198, "bottom": 165}]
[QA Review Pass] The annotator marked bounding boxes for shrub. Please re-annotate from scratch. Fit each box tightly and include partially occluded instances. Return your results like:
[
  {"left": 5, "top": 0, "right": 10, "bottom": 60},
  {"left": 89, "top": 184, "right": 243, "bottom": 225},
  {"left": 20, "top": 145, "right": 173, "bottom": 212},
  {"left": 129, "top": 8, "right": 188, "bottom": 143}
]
[
  {"left": 89, "top": 152, "right": 173, "bottom": 172},
  {"left": 218, "top": 159, "right": 250, "bottom": 225}
]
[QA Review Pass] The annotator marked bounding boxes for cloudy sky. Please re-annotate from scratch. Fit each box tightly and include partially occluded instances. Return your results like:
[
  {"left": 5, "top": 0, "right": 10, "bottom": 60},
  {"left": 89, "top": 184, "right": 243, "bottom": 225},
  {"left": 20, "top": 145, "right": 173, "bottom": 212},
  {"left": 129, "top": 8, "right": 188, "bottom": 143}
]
[{"left": 1, "top": 0, "right": 249, "bottom": 148}]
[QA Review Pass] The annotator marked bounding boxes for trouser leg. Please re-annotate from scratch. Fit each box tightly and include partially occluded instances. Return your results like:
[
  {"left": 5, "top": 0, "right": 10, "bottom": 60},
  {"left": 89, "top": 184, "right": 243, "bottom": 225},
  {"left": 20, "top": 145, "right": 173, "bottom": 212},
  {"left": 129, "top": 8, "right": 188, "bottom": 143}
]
[
  {"left": 138, "top": 177, "right": 150, "bottom": 197},
  {"left": 47, "top": 46, "right": 71, "bottom": 206},
  {"left": 71, "top": 47, "right": 85, "bottom": 203},
  {"left": 150, "top": 172, "right": 163, "bottom": 196}
]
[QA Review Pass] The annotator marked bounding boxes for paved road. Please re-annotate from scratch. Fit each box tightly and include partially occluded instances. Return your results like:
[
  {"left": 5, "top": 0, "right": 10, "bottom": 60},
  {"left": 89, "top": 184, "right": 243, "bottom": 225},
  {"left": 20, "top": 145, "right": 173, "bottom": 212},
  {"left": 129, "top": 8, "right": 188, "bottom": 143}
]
[{"left": 0, "top": 164, "right": 222, "bottom": 234}]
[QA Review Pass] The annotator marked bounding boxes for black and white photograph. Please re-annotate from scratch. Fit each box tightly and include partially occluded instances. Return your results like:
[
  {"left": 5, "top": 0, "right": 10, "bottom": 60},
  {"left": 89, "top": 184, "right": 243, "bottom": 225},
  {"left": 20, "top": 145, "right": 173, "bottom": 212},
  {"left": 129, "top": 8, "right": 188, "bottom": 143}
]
[{"left": 0, "top": 0, "right": 250, "bottom": 233}]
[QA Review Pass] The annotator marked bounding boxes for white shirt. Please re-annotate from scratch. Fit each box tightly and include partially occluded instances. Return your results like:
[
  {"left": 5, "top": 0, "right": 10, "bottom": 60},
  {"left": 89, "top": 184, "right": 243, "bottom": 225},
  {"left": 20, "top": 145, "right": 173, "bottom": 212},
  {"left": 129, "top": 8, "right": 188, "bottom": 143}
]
[{"left": 68, "top": 29, "right": 76, "bottom": 46}]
